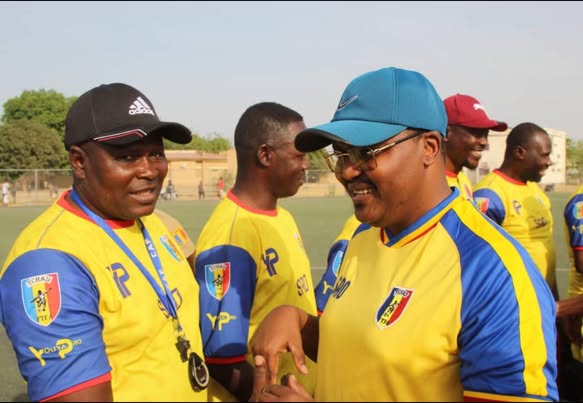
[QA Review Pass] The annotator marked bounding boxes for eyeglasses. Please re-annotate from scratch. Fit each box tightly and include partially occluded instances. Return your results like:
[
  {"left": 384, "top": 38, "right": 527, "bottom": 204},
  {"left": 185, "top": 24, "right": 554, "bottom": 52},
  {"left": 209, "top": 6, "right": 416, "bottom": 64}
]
[{"left": 324, "top": 130, "right": 425, "bottom": 172}]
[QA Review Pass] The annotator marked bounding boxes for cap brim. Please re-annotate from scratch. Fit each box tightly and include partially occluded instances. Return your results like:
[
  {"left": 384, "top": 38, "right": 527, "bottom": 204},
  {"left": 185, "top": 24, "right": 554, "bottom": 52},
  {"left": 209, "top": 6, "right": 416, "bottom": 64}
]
[
  {"left": 295, "top": 120, "right": 407, "bottom": 152},
  {"left": 95, "top": 122, "right": 192, "bottom": 146},
  {"left": 459, "top": 119, "right": 508, "bottom": 132}
]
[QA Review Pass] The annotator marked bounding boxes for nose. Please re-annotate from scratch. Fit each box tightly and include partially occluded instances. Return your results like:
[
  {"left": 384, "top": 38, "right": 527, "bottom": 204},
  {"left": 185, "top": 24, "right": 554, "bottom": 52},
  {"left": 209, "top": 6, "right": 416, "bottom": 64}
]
[
  {"left": 335, "top": 159, "right": 363, "bottom": 182},
  {"left": 137, "top": 156, "right": 165, "bottom": 179}
]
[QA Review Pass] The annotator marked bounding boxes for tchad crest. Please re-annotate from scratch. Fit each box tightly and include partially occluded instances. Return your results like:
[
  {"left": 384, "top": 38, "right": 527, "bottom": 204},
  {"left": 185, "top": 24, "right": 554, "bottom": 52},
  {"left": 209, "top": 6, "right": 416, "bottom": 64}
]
[
  {"left": 21, "top": 273, "right": 61, "bottom": 326},
  {"left": 205, "top": 262, "right": 231, "bottom": 300},
  {"left": 375, "top": 286, "right": 413, "bottom": 329}
]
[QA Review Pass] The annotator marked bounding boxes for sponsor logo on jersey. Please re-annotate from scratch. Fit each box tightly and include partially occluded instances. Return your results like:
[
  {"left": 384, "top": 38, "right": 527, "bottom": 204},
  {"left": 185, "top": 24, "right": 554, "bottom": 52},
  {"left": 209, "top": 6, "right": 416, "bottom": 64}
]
[
  {"left": 512, "top": 200, "right": 522, "bottom": 215},
  {"left": 205, "top": 262, "right": 231, "bottom": 300},
  {"left": 29, "top": 338, "right": 82, "bottom": 366},
  {"left": 160, "top": 235, "right": 181, "bottom": 261},
  {"left": 376, "top": 286, "right": 413, "bottom": 329},
  {"left": 573, "top": 202, "right": 583, "bottom": 220},
  {"left": 474, "top": 197, "right": 489, "bottom": 214},
  {"left": 206, "top": 311, "right": 237, "bottom": 331},
  {"left": 21, "top": 273, "right": 61, "bottom": 326}
]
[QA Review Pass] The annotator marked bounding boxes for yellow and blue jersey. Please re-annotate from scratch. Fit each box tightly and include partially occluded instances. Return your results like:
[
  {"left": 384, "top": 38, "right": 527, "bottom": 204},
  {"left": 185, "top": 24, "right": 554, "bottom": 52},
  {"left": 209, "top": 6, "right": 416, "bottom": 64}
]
[
  {"left": 562, "top": 184, "right": 583, "bottom": 362},
  {"left": 194, "top": 190, "right": 317, "bottom": 400},
  {"left": 473, "top": 169, "right": 556, "bottom": 290},
  {"left": 446, "top": 169, "right": 474, "bottom": 200},
  {"left": 317, "top": 188, "right": 557, "bottom": 401},
  {"left": 0, "top": 191, "right": 206, "bottom": 402},
  {"left": 314, "top": 214, "right": 366, "bottom": 315}
]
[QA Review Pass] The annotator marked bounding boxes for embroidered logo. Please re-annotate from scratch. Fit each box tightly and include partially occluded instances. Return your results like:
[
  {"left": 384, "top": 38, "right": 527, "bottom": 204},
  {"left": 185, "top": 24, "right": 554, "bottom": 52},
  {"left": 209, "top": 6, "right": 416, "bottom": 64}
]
[
  {"left": 160, "top": 235, "right": 181, "bottom": 262},
  {"left": 129, "top": 96, "right": 154, "bottom": 116},
  {"left": 205, "top": 262, "right": 231, "bottom": 300},
  {"left": 375, "top": 286, "right": 413, "bottom": 329},
  {"left": 473, "top": 103, "right": 486, "bottom": 112},
  {"left": 21, "top": 273, "right": 61, "bottom": 326},
  {"left": 336, "top": 95, "right": 358, "bottom": 111},
  {"left": 573, "top": 202, "right": 583, "bottom": 220},
  {"left": 474, "top": 197, "right": 490, "bottom": 214}
]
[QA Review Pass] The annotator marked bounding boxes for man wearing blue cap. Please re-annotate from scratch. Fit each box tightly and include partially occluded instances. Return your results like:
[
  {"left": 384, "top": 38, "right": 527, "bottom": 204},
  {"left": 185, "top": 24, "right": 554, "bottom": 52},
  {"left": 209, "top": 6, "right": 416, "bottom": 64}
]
[{"left": 248, "top": 67, "right": 558, "bottom": 402}]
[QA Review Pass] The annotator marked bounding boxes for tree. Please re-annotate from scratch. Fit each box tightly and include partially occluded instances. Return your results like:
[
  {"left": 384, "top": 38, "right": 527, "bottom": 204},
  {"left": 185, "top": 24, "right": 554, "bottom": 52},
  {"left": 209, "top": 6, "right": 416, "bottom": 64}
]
[
  {"left": 2, "top": 89, "right": 76, "bottom": 139},
  {"left": 566, "top": 138, "right": 583, "bottom": 184},
  {"left": 164, "top": 132, "right": 232, "bottom": 152},
  {"left": 0, "top": 120, "right": 68, "bottom": 176}
]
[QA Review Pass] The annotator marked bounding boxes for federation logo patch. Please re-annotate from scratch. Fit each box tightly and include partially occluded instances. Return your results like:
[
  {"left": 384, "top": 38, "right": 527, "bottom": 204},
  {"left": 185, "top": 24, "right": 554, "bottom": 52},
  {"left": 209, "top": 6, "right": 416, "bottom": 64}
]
[
  {"left": 205, "top": 262, "right": 231, "bottom": 300},
  {"left": 573, "top": 202, "right": 583, "bottom": 220},
  {"left": 171, "top": 227, "right": 189, "bottom": 247},
  {"left": 160, "top": 235, "right": 181, "bottom": 261},
  {"left": 375, "top": 286, "right": 413, "bottom": 329},
  {"left": 21, "top": 273, "right": 61, "bottom": 326},
  {"left": 474, "top": 197, "right": 489, "bottom": 214}
]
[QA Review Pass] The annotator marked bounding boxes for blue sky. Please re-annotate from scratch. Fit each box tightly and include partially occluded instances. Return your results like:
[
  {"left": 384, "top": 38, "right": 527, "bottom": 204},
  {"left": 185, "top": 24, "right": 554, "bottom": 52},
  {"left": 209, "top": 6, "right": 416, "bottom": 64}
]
[{"left": 1, "top": 1, "right": 582, "bottom": 143}]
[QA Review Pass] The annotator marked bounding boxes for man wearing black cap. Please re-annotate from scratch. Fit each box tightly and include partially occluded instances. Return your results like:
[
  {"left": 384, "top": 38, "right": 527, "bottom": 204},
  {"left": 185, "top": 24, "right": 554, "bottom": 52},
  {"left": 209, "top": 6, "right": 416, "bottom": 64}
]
[
  {"left": 0, "top": 83, "right": 208, "bottom": 401},
  {"left": 249, "top": 67, "right": 558, "bottom": 402},
  {"left": 443, "top": 93, "right": 507, "bottom": 199}
]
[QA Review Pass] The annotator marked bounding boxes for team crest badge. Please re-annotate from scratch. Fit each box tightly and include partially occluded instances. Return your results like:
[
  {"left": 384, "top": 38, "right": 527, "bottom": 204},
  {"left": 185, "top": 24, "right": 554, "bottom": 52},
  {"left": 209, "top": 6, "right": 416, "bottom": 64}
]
[
  {"left": 21, "top": 273, "right": 61, "bottom": 326},
  {"left": 375, "top": 286, "right": 413, "bottom": 329},
  {"left": 573, "top": 202, "right": 583, "bottom": 220},
  {"left": 160, "top": 235, "right": 181, "bottom": 261},
  {"left": 474, "top": 197, "right": 489, "bottom": 214},
  {"left": 205, "top": 262, "right": 231, "bottom": 300}
]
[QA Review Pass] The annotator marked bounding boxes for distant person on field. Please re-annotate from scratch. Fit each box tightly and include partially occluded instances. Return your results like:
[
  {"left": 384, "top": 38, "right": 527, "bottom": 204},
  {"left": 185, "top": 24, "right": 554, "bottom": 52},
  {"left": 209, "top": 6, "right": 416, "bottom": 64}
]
[
  {"left": 473, "top": 122, "right": 557, "bottom": 297},
  {"left": 0, "top": 83, "right": 208, "bottom": 401},
  {"left": 198, "top": 180, "right": 206, "bottom": 200},
  {"left": 194, "top": 102, "right": 317, "bottom": 401},
  {"left": 443, "top": 93, "right": 507, "bottom": 199},
  {"left": 217, "top": 176, "right": 225, "bottom": 199},
  {"left": 1, "top": 177, "right": 10, "bottom": 207}
]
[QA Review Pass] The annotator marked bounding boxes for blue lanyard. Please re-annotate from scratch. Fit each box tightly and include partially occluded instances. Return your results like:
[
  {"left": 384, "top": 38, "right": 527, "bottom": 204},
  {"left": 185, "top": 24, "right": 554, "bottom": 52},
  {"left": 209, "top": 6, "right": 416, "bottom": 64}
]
[{"left": 69, "top": 189, "right": 183, "bottom": 333}]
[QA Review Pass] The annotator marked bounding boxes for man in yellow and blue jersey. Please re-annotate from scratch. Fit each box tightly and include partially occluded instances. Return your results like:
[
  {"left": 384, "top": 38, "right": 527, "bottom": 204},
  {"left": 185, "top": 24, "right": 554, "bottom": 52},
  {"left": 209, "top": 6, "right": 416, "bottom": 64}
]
[
  {"left": 314, "top": 93, "right": 508, "bottom": 315},
  {"left": 443, "top": 93, "right": 507, "bottom": 200},
  {"left": 473, "top": 122, "right": 557, "bottom": 298},
  {"left": 560, "top": 185, "right": 583, "bottom": 400},
  {"left": 250, "top": 67, "right": 558, "bottom": 402},
  {"left": 194, "top": 102, "right": 317, "bottom": 402},
  {"left": 0, "top": 83, "right": 208, "bottom": 402}
]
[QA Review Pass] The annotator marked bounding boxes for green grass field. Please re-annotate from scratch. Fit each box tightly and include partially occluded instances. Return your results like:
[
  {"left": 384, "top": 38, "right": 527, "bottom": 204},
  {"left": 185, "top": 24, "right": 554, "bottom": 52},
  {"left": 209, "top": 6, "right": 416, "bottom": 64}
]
[{"left": 0, "top": 193, "right": 573, "bottom": 402}]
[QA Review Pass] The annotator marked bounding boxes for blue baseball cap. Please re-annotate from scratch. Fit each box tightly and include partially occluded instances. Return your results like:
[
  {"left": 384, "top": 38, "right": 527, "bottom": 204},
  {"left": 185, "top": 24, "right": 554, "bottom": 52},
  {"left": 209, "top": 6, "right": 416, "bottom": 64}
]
[{"left": 295, "top": 67, "right": 447, "bottom": 152}]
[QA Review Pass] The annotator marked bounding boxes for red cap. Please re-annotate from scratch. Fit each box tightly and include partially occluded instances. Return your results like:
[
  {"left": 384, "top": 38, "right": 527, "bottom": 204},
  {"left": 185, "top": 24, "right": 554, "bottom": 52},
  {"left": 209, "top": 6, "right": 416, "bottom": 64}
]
[{"left": 443, "top": 94, "right": 507, "bottom": 131}]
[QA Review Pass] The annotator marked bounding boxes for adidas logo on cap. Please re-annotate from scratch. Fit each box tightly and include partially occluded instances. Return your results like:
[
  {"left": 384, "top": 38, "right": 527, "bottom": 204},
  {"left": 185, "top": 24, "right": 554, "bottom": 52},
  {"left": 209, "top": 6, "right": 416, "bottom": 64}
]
[{"left": 129, "top": 96, "right": 154, "bottom": 116}]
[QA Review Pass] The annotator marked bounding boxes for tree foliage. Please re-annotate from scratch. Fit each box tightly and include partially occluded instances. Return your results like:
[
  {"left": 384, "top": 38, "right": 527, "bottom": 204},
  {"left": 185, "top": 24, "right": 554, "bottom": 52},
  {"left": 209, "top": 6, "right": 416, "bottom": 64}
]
[
  {"left": 0, "top": 120, "right": 68, "bottom": 175},
  {"left": 566, "top": 138, "right": 583, "bottom": 184},
  {"left": 2, "top": 89, "right": 76, "bottom": 139},
  {"left": 164, "top": 132, "right": 232, "bottom": 152}
]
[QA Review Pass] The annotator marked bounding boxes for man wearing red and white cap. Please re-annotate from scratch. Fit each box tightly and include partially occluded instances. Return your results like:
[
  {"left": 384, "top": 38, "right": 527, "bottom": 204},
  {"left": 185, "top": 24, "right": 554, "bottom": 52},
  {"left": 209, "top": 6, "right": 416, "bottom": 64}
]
[{"left": 443, "top": 94, "right": 507, "bottom": 199}]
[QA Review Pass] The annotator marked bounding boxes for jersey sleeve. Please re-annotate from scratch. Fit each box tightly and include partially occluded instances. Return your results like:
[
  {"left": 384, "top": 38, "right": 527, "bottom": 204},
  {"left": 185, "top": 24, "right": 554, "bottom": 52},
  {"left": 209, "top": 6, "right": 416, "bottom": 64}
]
[
  {"left": 315, "top": 239, "right": 349, "bottom": 315},
  {"left": 457, "top": 236, "right": 557, "bottom": 401},
  {"left": 473, "top": 188, "right": 505, "bottom": 225},
  {"left": 0, "top": 249, "right": 110, "bottom": 401},
  {"left": 195, "top": 245, "right": 256, "bottom": 362},
  {"left": 564, "top": 193, "right": 583, "bottom": 250}
]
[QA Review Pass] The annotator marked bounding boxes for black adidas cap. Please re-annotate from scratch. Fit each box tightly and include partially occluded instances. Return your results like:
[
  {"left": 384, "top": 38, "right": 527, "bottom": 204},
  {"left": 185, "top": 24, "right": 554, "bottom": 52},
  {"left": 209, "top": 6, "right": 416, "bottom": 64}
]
[{"left": 64, "top": 83, "right": 192, "bottom": 150}]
